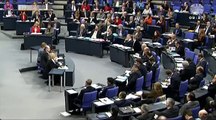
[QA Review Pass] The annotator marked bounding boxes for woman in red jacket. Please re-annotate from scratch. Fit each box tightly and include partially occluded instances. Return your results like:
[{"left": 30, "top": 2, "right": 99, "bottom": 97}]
[
  {"left": 20, "top": 11, "right": 27, "bottom": 22},
  {"left": 81, "top": 1, "right": 90, "bottom": 11},
  {"left": 104, "top": 3, "right": 112, "bottom": 12},
  {"left": 114, "top": 15, "right": 122, "bottom": 25},
  {"left": 31, "top": 21, "right": 41, "bottom": 33}
]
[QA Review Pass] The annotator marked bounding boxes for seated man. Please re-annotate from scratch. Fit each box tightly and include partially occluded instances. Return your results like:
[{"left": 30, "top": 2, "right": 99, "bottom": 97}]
[
  {"left": 127, "top": 64, "right": 142, "bottom": 92},
  {"left": 114, "top": 91, "right": 134, "bottom": 107},
  {"left": 46, "top": 9, "right": 56, "bottom": 21},
  {"left": 179, "top": 61, "right": 194, "bottom": 81},
  {"left": 135, "top": 58, "right": 147, "bottom": 77},
  {"left": 208, "top": 75, "right": 216, "bottom": 98},
  {"left": 179, "top": 92, "right": 200, "bottom": 116},
  {"left": 173, "top": 23, "right": 182, "bottom": 37},
  {"left": 165, "top": 69, "right": 181, "bottom": 100},
  {"left": 99, "top": 77, "right": 115, "bottom": 98},
  {"left": 196, "top": 53, "right": 207, "bottom": 76},
  {"left": 75, "top": 79, "right": 96, "bottom": 104},
  {"left": 136, "top": 104, "right": 154, "bottom": 120},
  {"left": 155, "top": 98, "right": 179, "bottom": 118},
  {"left": 188, "top": 66, "right": 204, "bottom": 91}
]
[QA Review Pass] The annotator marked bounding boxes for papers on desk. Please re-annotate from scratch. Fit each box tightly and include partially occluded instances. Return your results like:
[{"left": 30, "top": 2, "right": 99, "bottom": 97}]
[
  {"left": 133, "top": 53, "right": 141, "bottom": 58},
  {"left": 161, "top": 82, "right": 169, "bottom": 88},
  {"left": 183, "top": 39, "right": 194, "bottom": 42},
  {"left": 177, "top": 63, "right": 183, "bottom": 68},
  {"left": 58, "top": 66, "right": 68, "bottom": 70},
  {"left": 112, "top": 44, "right": 132, "bottom": 50},
  {"left": 41, "top": 28, "right": 46, "bottom": 30},
  {"left": 91, "top": 84, "right": 102, "bottom": 89},
  {"left": 212, "top": 51, "right": 216, "bottom": 57},
  {"left": 133, "top": 107, "right": 141, "bottom": 113},
  {"left": 136, "top": 91, "right": 143, "bottom": 96},
  {"left": 125, "top": 70, "right": 131, "bottom": 77},
  {"left": 203, "top": 85, "right": 208, "bottom": 90},
  {"left": 162, "top": 33, "right": 173, "bottom": 36},
  {"left": 105, "top": 112, "right": 112, "bottom": 117},
  {"left": 31, "top": 33, "right": 42, "bottom": 35},
  {"left": 174, "top": 58, "right": 184, "bottom": 62},
  {"left": 152, "top": 42, "right": 162, "bottom": 46},
  {"left": 66, "top": 89, "right": 78, "bottom": 94},
  {"left": 116, "top": 76, "right": 127, "bottom": 82},
  {"left": 78, "top": 36, "right": 84, "bottom": 39},
  {"left": 60, "top": 111, "right": 71, "bottom": 117},
  {"left": 126, "top": 94, "right": 139, "bottom": 99},
  {"left": 94, "top": 101, "right": 105, "bottom": 106},
  {"left": 170, "top": 53, "right": 180, "bottom": 57},
  {"left": 99, "top": 97, "right": 114, "bottom": 105}
]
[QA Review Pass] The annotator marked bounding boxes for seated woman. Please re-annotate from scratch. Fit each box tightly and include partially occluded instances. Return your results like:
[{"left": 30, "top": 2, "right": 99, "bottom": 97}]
[
  {"left": 144, "top": 14, "right": 152, "bottom": 25},
  {"left": 45, "top": 23, "right": 54, "bottom": 35},
  {"left": 181, "top": 2, "right": 189, "bottom": 13},
  {"left": 96, "top": 9, "right": 105, "bottom": 20},
  {"left": 32, "top": 10, "right": 41, "bottom": 22},
  {"left": 31, "top": 21, "right": 41, "bottom": 33},
  {"left": 133, "top": 26, "right": 143, "bottom": 41},
  {"left": 192, "top": 29, "right": 205, "bottom": 51},
  {"left": 166, "top": 34, "right": 177, "bottom": 47},
  {"left": 72, "top": 8, "right": 80, "bottom": 22},
  {"left": 19, "top": 11, "right": 27, "bottom": 21},
  {"left": 4, "top": 1, "right": 13, "bottom": 11},
  {"left": 142, "top": 5, "right": 152, "bottom": 15},
  {"left": 104, "top": 3, "right": 112, "bottom": 12},
  {"left": 157, "top": 16, "right": 166, "bottom": 33},
  {"left": 43, "top": 53, "right": 61, "bottom": 79},
  {"left": 141, "top": 82, "right": 164, "bottom": 103},
  {"left": 124, "top": 34, "right": 133, "bottom": 47},
  {"left": 113, "top": 15, "right": 122, "bottom": 25},
  {"left": 152, "top": 30, "right": 161, "bottom": 42},
  {"left": 167, "top": 7, "right": 173, "bottom": 19},
  {"left": 76, "top": 24, "right": 87, "bottom": 37}
]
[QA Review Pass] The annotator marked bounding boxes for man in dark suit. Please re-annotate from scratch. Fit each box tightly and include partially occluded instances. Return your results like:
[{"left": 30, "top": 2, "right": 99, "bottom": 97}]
[
  {"left": 173, "top": 23, "right": 182, "bottom": 37},
  {"left": 205, "top": 21, "right": 212, "bottom": 35},
  {"left": 193, "top": 20, "right": 201, "bottom": 33},
  {"left": 116, "top": 24, "right": 127, "bottom": 37},
  {"left": 99, "top": 77, "right": 115, "bottom": 98},
  {"left": 76, "top": 79, "right": 96, "bottom": 102},
  {"left": 175, "top": 41, "right": 185, "bottom": 58},
  {"left": 135, "top": 104, "right": 154, "bottom": 120},
  {"left": 188, "top": 66, "right": 204, "bottom": 91},
  {"left": 196, "top": 53, "right": 207, "bottom": 76},
  {"left": 148, "top": 57, "right": 158, "bottom": 83},
  {"left": 127, "top": 64, "right": 142, "bottom": 92},
  {"left": 186, "top": 58, "right": 196, "bottom": 77},
  {"left": 40, "top": 46, "right": 51, "bottom": 75},
  {"left": 104, "top": 28, "right": 114, "bottom": 43},
  {"left": 179, "top": 92, "right": 200, "bottom": 115},
  {"left": 135, "top": 58, "right": 147, "bottom": 77},
  {"left": 46, "top": 9, "right": 56, "bottom": 21},
  {"left": 180, "top": 61, "right": 194, "bottom": 81},
  {"left": 114, "top": 91, "right": 134, "bottom": 107},
  {"left": 53, "top": 17, "right": 61, "bottom": 30},
  {"left": 132, "top": 35, "right": 141, "bottom": 53},
  {"left": 166, "top": 70, "right": 181, "bottom": 100},
  {"left": 90, "top": 25, "right": 102, "bottom": 39},
  {"left": 208, "top": 75, "right": 216, "bottom": 98},
  {"left": 155, "top": 98, "right": 179, "bottom": 118}
]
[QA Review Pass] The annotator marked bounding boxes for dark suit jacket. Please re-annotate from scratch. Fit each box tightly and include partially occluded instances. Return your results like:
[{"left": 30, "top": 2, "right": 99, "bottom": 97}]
[
  {"left": 175, "top": 45, "right": 185, "bottom": 58},
  {"left": 99, "top": 85, "right": 115, "bottom": 98},
  {"left": 196, "top": 59, "right": 207, "bottom": 70},
  {"left": 40, "top": 52, "right": 49, "bottom": 69},
  {"left": 136, "top": 113, "right": 154, "bottom": 120},
  {"left": 124, "top": 40, "right": 133, "bottom": 47},
  {"left": 139, "top": 64, "right": 147, "bottom": 77},
  {"left": 127, "top": 71, "right": 142, "bottom": 92},
  {"left": 43, "top": 59, "right": 60, "bottom": 78},
  {"left": 157, "top": 106, "right": 179, "bottom": 118},
  {"left": 208, "top": 83, "right": 216, "bottom": 98},
  {"left": 133, "top": 40, "right": 141, "bottom": 53},
  {"left": 114, "top": 99, "right": 134, "bottom": 107},
  {"left": 207, "top": 110, "right": 216, "bottom": 120},
  {"left": 77, "top": 86, "right": 96, "bottom": 101},
  {"left": 90, "top": 29, "right": 102, "bottom": 39},
  {"left": 116, "top": 29, "right": 127, "bottom": 37},
  {"left": 168, "top": 72, "right": 181, "bottom": 93},
  {"left": 189, "top": 73, "right": 204, "bottom": 91},
  {"left": 46, "top": 13, "right": 56, "bottom": 21},
  {"left": 188, "top": 62, "right": 196, "bottom": 77},
  {"left": 104, "top": 34, "right": 114, "bottom": 43},
  {"left": 205, "top": 26, "right": 212, "bottom": 35},
  {"left": 150, "top": 63, "right": 159, "bottom": 83},
  {"left": 173, "top": 28, "right": 182, "bottom": 37},
  {"left": 126, "top": 21, "right": 135, "bottom": 28},
  {"left": 180, "top": 67, "right": 194, "bottom": 81},
  {"left": 179, "top": 101, "right": 199, "bottom": 115},
  {"left": 32, "top": 14, "right": 42, "bottom": 22}
]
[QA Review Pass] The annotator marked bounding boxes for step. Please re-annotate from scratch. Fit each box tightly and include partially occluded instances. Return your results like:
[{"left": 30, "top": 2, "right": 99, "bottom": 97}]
[{"left": 54, "top": 0, "right": 67, "bottom": 5}]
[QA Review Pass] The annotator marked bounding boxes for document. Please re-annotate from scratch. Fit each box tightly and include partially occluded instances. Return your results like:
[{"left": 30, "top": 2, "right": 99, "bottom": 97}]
[
  {"left": 94, "top": 101, "right": 105, "bottom": 106},
  {"left": 136, "top": 91, "right": 143, "bottom": 96},
  {"left": 126, "top": 94, "right": 139, "bottom": 99},
  {"left": 60, "top": 111, "right": 71, "bottom": 117},
  {"left": 105, "top": 112, "right": 112, "bottom": 117},
  {"left": 203, "top": 85, "right": 208, "bottom": 90},
  {"left": 66, "top": 89, "right": 78, "bottom": 94},
  {"left": 177, "top": 63, "right": 183, "bottom": 68},
  {"left": 183, "top": 39, "right": 194, "bottom": 42},
  {"left": 91, "top": 84, "right": 102, "bottom": 89},
  {"left": 133, "top": 107, "right": 141, "bottom": 113},
  {"left": 99, "top": 97, "right": 114, "bottom": 105}
]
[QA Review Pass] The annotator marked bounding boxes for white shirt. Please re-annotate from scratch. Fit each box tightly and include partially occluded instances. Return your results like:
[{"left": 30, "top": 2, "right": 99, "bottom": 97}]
[
  {"left": 195, "top": 25, "right": 200, "bottom": 33},
  {"left": 91, "top": 30, "right": 98, "bottom": 39},
  {"left": 143, "top": 8, "right": 152, "bottom": 15}
]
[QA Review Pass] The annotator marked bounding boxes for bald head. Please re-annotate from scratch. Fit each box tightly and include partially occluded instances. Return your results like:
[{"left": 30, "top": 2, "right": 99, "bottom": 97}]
[{"left": 199, "top": 109, "right": 208, "bottom": 120}]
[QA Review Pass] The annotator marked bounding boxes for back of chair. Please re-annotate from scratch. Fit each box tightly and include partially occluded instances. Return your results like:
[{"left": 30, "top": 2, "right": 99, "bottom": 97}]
[
  {"left": 193, "top": 55, "right": 198, "bottom": 65},
  {"left": 154, "top": 67, "right": 160, "bottom": 83},
  {"left": 192, "top": 106, "right": 200, "bottom": 118},
  {"left": 168, "top": 116, "right": 182, "bottom": 120},
  {"left": 184, "top": 32, "right": 195, "bottom": 40},
  {"left": 106, "top": 87, "right": 119, "bottom": 98},
  {"left": 185, "top": 50, "right": 195, "bottom": 60},
  {"left": 157, "top": 56, "right": 161, "bottom": 65},
  {"left": 82, "top": 91, "right": 97, "bottom": 110},
  {"left": 204, "top": 62, "right": 208, "bottom": 77},
  {"left": 199, "top": 79, "right": 205, "bottom": 87},
  {"left": 144, "top": 71, "right": 153, "bottom": 88},
  {"left": 136, "top": 76, "right": 144, "bottom": 92},
  {"left": 179, "top": 80, "right": 188, "bottom": 98}
]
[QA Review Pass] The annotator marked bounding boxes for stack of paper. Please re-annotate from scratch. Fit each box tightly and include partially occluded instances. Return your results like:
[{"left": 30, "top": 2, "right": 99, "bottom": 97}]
[
  {"left": 91, "top": 84, "right": 102, "bottom": 89},
  {"left": 94, "top": 101, "right": 105, "bottom": 106},
  {"left": 203, "top": 86, "right": 208, "bottom": 90},
  {"left": 105, "top": 112, "right": 112, "bottom": 117},
  {"left": 66, "top": 89, "right": 78, "bottom": 94},
  {"left": 99, "top": 98, "right": 114, "bottom": 105},
  {"left": 174, "top": 58, "right": 184, "bottom": 63},
  {"left": 183, "top": 39, "right": 194, "bottom": 42},
  {"left": 136, "top": 91, "right": 143, "bottom": 96},
  {"left": 133, "top": 107, "right": 141, "bottom": 113},
  {"left": 177, "top": 63, "right": 183, "bottom": 68},
  {"left": 116, "top": 76, "right": 127, "bottom": 82},
  {"left": 153, "top": 42, "right": 162, "bottom": 46},
  {"left": 126, "top": 94, "right": 139, "bottom": 99}
]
